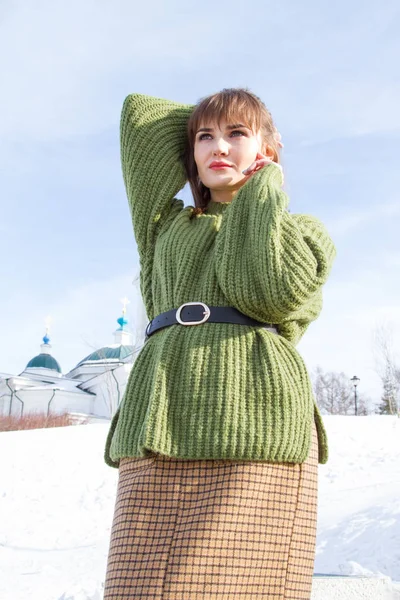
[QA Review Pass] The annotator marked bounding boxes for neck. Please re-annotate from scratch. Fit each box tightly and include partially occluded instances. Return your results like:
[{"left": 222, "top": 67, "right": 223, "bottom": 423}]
[{"left": 210, "top": 188, "right": 238, "bottom": 203}]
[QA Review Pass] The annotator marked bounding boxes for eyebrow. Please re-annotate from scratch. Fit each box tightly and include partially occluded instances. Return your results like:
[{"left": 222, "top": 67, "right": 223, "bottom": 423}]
[{"left": 196, "top": 123, "right": 249, "bottom": 134}]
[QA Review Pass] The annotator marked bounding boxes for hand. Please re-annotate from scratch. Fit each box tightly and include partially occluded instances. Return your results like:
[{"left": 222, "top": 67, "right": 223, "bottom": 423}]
[{"left": 242, "top": 152, "right": 284, "bottom": 181}]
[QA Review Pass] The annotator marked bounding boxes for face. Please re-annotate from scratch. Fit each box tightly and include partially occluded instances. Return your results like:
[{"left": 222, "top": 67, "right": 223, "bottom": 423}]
[{"left": 193, "top": 119, "right": 266, "bottom": 200}]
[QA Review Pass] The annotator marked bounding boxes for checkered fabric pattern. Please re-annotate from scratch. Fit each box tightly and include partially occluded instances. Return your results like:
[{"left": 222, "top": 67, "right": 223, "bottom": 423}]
[{"left": 103, "top": 423, "right": 318, "bottom": 599}]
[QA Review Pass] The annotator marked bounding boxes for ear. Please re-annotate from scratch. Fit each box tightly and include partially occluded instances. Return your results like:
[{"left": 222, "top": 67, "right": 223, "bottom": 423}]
[{"left": 263, "top": 144, "right": 275, "bottom": 159}]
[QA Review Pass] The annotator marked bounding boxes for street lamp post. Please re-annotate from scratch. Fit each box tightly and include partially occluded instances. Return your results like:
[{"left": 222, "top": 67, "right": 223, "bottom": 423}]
[{"left": 350, "top": 375, "right": 360, "bottom": 416}]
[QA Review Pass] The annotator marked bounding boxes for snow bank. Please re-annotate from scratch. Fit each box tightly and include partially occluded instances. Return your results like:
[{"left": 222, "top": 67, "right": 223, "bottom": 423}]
[
  {"left": 316, "top": 416, "right": 400, "bottom": 579},
  {"left": 0, "top": 416, "right": 399, "bottom": 599}
]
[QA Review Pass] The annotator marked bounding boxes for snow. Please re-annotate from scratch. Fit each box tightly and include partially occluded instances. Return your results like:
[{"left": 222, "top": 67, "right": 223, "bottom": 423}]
[
  {"left": 315, "top": 416, "right": 400, "bottom": 579},
  {"left": 0, "top": 416, "right": 399, "bottom": 600}
]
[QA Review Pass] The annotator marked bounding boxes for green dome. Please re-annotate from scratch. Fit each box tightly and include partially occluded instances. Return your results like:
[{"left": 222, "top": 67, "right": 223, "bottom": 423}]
[
  {"left": 26, "top": 353, "right": 62, "bottom": 373},
  {"left": 77, "top": 345, "right": 134, "bottom": 367}
]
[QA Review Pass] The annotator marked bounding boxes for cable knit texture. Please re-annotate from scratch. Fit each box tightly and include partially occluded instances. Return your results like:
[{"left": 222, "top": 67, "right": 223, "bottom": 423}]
[{"left": 104, "top": 93, "right": 336, "bottom": 468}]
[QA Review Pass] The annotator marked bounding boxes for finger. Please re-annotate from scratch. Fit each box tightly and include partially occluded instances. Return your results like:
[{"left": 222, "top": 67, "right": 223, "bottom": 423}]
[
  {"left": 242, "top": 161, "right": 256, "bottom": 174},
  {"left": 259, "top": 158, "right": 274, "bottom": 166},
  {"left": 252, "top": 159, "right": 273, "bottom": 172},
  {"left": 242, "top": 158, "right": 272, "bottom": 175}
]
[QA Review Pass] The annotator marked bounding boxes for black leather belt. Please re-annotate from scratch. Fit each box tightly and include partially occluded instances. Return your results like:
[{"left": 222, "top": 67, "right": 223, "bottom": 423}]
[{"left": 145, "top": 302, "right": 278, "bottom": 339}]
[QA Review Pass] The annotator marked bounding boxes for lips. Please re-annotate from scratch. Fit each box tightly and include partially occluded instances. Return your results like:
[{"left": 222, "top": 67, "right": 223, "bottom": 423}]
[{"left": 209, "top": 161, "right": 232, "bottom": 169}]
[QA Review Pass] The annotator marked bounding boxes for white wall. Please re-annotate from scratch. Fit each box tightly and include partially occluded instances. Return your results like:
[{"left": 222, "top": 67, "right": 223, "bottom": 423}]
[{"left": 8, "top": 390, "right": 92, "bottom": 417}]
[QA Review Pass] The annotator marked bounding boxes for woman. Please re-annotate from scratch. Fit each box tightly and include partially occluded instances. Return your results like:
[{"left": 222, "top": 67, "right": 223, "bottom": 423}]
[{"left": 103, "top": 88, "right": 336, "bottom": 599}]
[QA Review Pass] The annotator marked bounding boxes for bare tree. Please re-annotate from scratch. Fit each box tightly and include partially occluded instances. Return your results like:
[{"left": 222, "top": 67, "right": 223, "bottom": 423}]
[
  {"left": 312, "top": 366, "right": 370, "bottom": 415},
  {"left": 373, "top": 323, "right": 400, "bottom": 416}
]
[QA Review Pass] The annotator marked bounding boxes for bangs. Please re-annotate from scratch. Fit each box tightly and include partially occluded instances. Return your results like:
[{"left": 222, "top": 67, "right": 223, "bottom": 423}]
[{"left": 188, "top": 89, "right": 264, "bottom": 140}]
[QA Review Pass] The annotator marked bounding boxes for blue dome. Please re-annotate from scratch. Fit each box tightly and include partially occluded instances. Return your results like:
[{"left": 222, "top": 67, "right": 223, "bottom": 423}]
[
  {"left": 77, "top": 345, "right": 134, "bottom": 367},
  {"left": 117, "top": 316, "right": 128, "bottom": 329},
  {"left": 26, "top": 353, "right": 62, "bottom": 373}
]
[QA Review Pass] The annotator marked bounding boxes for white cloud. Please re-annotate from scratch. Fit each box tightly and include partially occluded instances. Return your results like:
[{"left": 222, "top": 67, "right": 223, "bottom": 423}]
[
  {"left": 380, "top": 251, "right": 400, "bottom": 268},
  {"left": 1, "top": 0, "right": 399, "bottom": 142},
  {"left": 0, "top": 1, "right": 211, "bottom": 140},
  {"left": 327, "top": 200, "right": 400, "bottom": 236}
]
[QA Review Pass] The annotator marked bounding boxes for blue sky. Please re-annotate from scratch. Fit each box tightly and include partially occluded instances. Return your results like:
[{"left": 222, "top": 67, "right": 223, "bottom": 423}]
[{"left": 1, "top": 0, "right": 399, "bottom": 406}]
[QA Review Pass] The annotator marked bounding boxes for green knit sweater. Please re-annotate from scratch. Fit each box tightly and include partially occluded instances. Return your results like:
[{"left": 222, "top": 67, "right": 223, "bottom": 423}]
[{"left": 104, "top": 93, "right": 336, "bottom": 469}]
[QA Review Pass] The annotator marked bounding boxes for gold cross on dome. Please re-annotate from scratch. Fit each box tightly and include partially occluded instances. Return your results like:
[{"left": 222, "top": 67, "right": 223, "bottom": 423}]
[
  {"left": 120, "top": 297, "right": 130, "bottom": 315},
  {"left": 44, "top": 315, "right": 53, "bottom": 335}
]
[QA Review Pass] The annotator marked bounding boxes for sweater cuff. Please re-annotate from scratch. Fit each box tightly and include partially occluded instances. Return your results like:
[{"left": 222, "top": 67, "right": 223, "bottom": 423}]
[
  {"left": 240, "top": 162, "right": 286, "bottom": 205},
  {"left": 243, "top": 163, "right": 283, "bottom": 191},
  {"left": 255, "top": 161, "right": 284, "bottom": 186}
]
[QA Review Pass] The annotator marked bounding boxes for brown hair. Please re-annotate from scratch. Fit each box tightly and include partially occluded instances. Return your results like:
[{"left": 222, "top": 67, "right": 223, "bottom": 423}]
[{"left": 183, "top": 88, "right": 281, "bottom": 216}]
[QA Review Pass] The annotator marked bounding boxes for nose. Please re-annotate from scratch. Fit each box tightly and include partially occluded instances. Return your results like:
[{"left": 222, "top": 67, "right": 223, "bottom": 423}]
[{"left": 212, "top": 137, "right": 229, "bottom": 156}]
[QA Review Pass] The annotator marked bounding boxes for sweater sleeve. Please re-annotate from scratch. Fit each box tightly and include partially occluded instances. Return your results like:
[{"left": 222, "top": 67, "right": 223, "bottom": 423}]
[
  {"left": 120, "top": 93, "right": 194, "bottom": 261},
  {"left": 214, "top": 163, "right": 336, "bottom": 325}
]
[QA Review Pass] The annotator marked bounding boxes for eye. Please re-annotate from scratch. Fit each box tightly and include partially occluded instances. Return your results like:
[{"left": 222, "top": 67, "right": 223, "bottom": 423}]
[
  {"left": 197, "top": 129, "right": 247, "bottom": 141},
  {"left": 230, "top": 130, "right": 246, "bottom": 137}
]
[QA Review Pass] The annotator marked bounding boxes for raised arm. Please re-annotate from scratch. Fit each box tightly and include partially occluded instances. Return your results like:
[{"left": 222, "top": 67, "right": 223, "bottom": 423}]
[
  {"left": 120, "top": 93, "right": 194, "bottom": 260},
  {"left": 214, "top": 163, "right": 336, "bottom": 328}
]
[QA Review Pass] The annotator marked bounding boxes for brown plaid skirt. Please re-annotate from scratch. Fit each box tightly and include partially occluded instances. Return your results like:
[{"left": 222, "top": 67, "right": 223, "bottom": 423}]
[{"left": 104, "top": 423, "right": 318, "bottom": 599}]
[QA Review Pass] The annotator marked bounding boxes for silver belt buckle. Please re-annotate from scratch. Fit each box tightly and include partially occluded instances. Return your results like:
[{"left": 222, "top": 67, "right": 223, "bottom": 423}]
[
  {"left": 145, "top": 321, "right": 152, "bottom": 338},
  {"left": 176, "top": 302, "right": 211, "bottom": 326}
]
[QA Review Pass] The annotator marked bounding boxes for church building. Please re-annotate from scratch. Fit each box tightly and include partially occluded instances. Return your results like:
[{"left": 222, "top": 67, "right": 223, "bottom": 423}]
[{"left": 0, "top": 303, "right": 138, "bottom": 422}]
